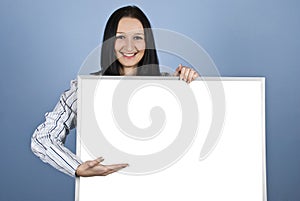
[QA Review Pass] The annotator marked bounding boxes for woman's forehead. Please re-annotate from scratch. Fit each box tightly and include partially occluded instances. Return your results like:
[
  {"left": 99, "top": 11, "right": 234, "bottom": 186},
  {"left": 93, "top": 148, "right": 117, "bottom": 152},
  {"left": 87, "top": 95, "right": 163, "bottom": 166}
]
[{"left": 117, "top": 17, "right": 144, "bottom": 34}]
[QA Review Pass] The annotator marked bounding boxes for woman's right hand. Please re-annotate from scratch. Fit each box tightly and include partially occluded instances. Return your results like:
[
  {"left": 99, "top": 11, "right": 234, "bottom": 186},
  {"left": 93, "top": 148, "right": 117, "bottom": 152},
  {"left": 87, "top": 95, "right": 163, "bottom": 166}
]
[{"left": 75, "top": 157, "right": 129, "bottom": 177}]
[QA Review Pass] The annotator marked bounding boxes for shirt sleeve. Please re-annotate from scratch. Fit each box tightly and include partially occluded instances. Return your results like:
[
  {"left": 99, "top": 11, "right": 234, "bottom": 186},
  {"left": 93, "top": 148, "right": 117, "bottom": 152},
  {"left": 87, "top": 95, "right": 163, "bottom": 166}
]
[{"left": 31, "top": 80, "right": 82, "bottom": 177}]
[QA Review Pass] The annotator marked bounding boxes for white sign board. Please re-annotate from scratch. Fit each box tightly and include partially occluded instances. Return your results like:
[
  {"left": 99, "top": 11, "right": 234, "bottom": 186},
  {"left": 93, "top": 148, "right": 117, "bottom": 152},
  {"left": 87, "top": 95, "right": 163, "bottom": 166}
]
[{"left": 76, "top": 76, "right": 266, "bottom": 201}]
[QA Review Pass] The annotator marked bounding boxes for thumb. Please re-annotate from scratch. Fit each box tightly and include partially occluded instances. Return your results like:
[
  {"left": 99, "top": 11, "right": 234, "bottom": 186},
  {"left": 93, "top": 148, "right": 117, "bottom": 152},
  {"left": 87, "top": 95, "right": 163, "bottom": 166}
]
[
  {"left": 88, "top": 157, "right": 104, "bottom": 167},
  {"left": 174, "top": 64, "right": 182, "bottom": 76}
]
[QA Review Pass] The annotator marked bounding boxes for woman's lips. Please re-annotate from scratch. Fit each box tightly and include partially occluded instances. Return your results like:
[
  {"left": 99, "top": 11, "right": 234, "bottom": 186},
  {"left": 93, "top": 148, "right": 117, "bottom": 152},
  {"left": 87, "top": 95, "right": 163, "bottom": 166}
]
[{"left": 121, "top": 52, "right": 137, "bottom": 58}]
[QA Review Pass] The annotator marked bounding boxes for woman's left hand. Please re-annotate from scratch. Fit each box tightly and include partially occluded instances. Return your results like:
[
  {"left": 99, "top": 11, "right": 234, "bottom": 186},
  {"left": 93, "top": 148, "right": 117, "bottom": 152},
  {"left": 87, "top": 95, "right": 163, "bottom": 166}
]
[{"left": 174, "top": 64, "right": 199, "bottom": 83}]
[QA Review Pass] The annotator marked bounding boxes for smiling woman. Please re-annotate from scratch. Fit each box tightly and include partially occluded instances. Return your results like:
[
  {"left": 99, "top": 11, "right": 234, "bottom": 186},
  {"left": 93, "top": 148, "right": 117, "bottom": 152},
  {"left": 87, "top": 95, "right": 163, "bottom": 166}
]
[{"left": 31, "top": 5, "right": 199, "bottom": 178}]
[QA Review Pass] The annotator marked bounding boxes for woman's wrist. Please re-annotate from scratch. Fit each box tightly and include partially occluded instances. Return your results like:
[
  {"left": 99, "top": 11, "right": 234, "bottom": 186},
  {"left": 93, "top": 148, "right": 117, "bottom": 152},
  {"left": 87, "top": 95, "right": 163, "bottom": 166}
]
[{"left": 75, "top": 165, "right": 81, "bottom": 177}]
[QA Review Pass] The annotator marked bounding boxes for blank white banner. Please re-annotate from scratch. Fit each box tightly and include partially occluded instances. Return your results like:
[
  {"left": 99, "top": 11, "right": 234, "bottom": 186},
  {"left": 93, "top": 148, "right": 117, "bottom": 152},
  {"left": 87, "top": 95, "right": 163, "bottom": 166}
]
[{"left": 76, "top": 76, "right": 266, "bottom": 201}]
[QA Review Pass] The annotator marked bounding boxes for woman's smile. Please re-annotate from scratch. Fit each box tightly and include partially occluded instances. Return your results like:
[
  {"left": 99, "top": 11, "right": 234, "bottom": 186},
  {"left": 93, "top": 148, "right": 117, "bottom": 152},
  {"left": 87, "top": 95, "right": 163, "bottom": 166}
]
[{"left": 121, "top": 52, "right": 138, "bottom": 58}]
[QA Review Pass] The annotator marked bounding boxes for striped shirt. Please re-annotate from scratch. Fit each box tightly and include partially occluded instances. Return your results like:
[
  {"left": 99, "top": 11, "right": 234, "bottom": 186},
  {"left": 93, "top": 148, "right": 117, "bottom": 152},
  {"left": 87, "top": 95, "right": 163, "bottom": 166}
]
[
  {"left": 31, "top": 80, "right": 81, "bottom": 177},
  {"left": 31, "top": 73, "right": 172, "bottom": 177}
]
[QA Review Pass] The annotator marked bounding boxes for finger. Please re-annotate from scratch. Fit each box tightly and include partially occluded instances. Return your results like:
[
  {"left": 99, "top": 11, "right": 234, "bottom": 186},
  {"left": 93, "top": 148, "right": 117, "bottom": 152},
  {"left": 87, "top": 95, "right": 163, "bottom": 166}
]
[
  {"left": 103, "top": 169, "right": 119, "bottom": 176},
  {"left": 192, "top": 72, "right": 199, "bottom": 81},
  {"left": 103, "top": 165, "right": 129, "bottom": 176},
  {"left": 87, "top": 160, "right": 99, "bottom": 167},
  {"left": 96, "top": 157, "right": 105, "bottom": 163},
  {"left": 187, "top": 70, "right": 196, "bottom": 83},
  {"left": 180, "top": 66, "right": 186, "bottom": 81},
  {"left": 88, "top": 157, "right": 104, "bottom": 167},
  {"left": 106, "top": 163, "right": 129, "bottom": 171},
  {"left": 184, "top": 67, "right": 191, "bottom": 82},
  {"left": 193, "top": 72, "right": 199, "bottom": 78}
]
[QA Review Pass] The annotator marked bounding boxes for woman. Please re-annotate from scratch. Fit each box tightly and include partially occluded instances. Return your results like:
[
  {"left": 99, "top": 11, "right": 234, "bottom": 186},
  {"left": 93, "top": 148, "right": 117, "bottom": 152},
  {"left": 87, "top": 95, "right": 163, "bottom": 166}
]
[{"left": 31, "top": 5, "right": 199, "bottom": 178}]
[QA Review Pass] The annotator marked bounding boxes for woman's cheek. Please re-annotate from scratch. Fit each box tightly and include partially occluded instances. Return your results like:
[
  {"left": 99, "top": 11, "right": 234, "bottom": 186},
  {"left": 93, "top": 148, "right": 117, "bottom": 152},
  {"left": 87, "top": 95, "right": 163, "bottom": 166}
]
[
  {"left": 114, "top": 41, "right": 122, "bottom": 51},
  {"left": 135, "top": 41, "right": 146, "bottom": 51}
]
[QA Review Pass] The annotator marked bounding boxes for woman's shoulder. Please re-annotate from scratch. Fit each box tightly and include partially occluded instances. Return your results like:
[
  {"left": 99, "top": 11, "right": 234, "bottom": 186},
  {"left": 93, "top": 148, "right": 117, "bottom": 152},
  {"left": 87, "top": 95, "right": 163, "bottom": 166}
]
[
  {"left": 89, "top": 71, "right": 172, "bottom": 76},
  {"left": 88, "top": 70, "right": 173, "bottom": 76},
  {"left": 90, "top": 70, "right": 102, "bottom": 76},
  {"left": 61, "top": 79, "right": 78, "bottom": 94},
  {"left": 160, "top": 72, "right": 172, "bottom": 76}
]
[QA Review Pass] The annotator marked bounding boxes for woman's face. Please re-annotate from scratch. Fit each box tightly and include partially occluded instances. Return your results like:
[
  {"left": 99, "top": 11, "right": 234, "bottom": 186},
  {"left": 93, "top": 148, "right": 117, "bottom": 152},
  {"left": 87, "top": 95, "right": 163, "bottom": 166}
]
[{"left": 114, "top": 17, "right": 146, "bottom": 71}]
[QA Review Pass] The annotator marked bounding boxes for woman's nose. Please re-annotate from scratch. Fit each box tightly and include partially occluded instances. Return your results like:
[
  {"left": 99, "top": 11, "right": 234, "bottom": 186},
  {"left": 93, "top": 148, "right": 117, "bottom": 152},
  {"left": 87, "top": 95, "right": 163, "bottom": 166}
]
[{"left": 124, "top": 38, "right": 134, "bottom": 51}]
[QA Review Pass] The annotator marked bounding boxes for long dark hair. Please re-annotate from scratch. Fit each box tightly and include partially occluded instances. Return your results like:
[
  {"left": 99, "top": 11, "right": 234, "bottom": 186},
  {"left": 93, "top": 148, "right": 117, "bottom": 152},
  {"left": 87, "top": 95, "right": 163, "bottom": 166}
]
[{"left": 99, "top": 5, "right": 160, "bottom": 76}]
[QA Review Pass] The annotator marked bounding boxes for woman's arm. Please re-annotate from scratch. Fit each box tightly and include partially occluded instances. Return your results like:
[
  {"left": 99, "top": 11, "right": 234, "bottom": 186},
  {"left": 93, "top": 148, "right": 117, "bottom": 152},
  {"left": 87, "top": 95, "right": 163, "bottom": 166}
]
[
  {"left": 31, "top": 80, "right": 82, "bottom": 177},
  {"left": 31, "top": 80, "right": 129, "bottom": 177}
]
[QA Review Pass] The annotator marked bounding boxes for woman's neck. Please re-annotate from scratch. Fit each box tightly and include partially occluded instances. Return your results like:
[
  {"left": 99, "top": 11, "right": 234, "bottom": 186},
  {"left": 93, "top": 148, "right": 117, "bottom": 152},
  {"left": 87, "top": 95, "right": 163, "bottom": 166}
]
[{"left": 121, "top": 66, "right": 137, "bottom": 76}]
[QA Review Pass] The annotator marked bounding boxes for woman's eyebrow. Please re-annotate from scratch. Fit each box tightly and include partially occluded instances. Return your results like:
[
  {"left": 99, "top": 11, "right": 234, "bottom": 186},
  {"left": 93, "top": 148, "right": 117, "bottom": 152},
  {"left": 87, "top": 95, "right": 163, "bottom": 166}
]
[{"left": 116, "top": 32, "right": 144, "bottom": 35}]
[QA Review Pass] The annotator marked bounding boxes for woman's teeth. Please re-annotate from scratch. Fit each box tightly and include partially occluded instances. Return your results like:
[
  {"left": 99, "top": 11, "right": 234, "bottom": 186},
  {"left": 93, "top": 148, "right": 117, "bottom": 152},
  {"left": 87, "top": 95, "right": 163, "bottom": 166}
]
[{"left": 123, "top": 53, "right": 136, "bottom": 57}]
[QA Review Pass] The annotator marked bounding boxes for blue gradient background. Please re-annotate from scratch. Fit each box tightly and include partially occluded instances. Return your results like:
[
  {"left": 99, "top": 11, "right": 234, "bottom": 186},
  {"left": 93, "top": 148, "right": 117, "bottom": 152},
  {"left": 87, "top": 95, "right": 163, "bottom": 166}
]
[{"left": 0, "top": 1, "right": 299, "bottom": 201}]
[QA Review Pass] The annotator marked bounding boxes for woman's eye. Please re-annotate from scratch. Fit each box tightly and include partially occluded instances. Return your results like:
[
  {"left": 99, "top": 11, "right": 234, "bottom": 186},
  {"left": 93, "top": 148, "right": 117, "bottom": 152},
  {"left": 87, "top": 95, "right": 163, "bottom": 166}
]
[
  {"left": 133, "top": 36, "right": 144, "bottom": 40},
  {"left": 116, "top": 35, "right": 125, "bottom": 39}
]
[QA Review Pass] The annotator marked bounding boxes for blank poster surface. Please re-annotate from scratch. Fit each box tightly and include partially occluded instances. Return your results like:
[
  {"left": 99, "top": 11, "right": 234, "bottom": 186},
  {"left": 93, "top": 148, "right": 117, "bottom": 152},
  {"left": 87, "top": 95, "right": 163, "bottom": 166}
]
[{"left": 76, "top": 76, "right": 266, "bottom": 201}]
